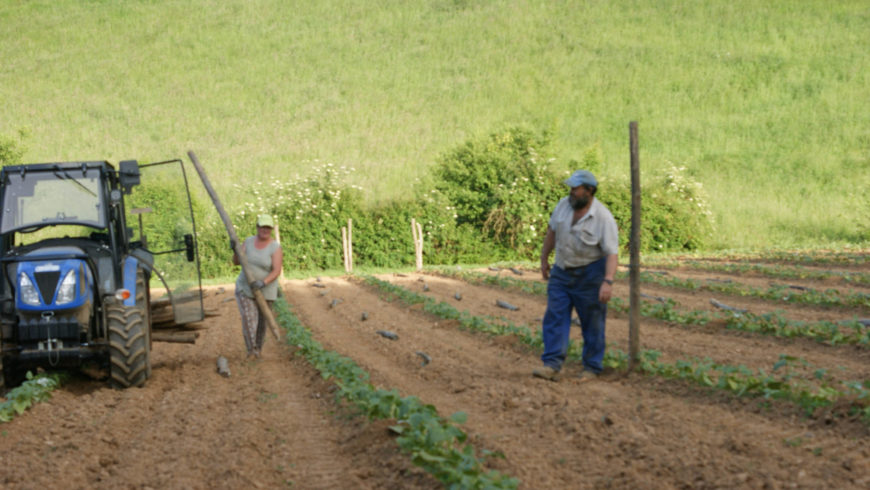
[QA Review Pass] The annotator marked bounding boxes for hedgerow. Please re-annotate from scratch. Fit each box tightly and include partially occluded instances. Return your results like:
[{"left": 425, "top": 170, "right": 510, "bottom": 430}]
[{"left": 192, "top": 126, "right": 714, "bottom": 274}]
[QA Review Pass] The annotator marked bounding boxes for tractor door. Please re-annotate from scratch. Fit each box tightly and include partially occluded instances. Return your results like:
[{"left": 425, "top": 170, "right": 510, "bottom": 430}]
[{"left": 125, "top": 159, "right": 204, "bottom": 325}]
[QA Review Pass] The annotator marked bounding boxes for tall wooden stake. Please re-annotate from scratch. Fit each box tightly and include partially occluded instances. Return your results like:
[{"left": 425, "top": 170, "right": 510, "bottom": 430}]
[
  {"left": 187, "top": 151, "right": 281, "bottom": 341},
  {"left": 342, "top": 226, "right": 349, "bottom": 273},
  {"left": 411, "top": 219, "right": 423, "bottom": 271},
  {"left": 347, "top": 218, "right": 353, "bottom": 272},
  {"left": 628, "top": 122, "right": 641, "bottom": 370},
  {"left": 274, "top": 221, "right": 284, "bottom": 280}
]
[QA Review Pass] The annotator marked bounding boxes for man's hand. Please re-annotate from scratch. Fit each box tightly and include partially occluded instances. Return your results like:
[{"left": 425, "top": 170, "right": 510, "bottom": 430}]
[
  {"left": 541, "top": 259, "right": 551, "bottom": 280},
  {"left": 599, "top": 281, "right": 612, "bottom": 303},
  {"left": 230, "top": 239, "right": 237, "bottom": 251},
  {"left": 250, "top": 279, "right": 266, "bottom": 291}
]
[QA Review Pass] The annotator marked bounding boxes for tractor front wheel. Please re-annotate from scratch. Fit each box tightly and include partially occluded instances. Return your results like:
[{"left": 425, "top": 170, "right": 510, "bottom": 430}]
[
  {"left": 107, "top": 302, "right": 149, "bottom": 389},
  {"left": 0, "top": 357, "right": 26, "bottom": 395}
]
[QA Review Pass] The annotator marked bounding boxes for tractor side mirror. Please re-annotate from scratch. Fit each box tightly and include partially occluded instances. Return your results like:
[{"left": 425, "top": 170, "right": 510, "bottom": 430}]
[
  {"left": 184, "top": 234, "right": 195, "bottom": 262},
  {"left": 119, "top": 160, "right": 140, "bottom": 194}
]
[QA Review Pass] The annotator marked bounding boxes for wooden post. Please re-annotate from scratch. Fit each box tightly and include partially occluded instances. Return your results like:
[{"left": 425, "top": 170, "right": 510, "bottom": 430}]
[
  {"left": 417, "top": 221, "right": 423, "bottom": 270},
  {"left": 411, "top": 219, "right": 423, "bottom": 271},
  {"left": 341, "top": 226, "right": 349, "bottom": 273},
  {"left": 273, "top": 221, "right": 284, "bottom": 280},
  {"left": 187, "top": 151, "right": 282, "bottom": 341},
  {"left": 411, "top": 218, "right": 417, "bottom": 269},
  {"left": 628, "top": 122, "right": 641, "bottom": 371},
  {"left": 347, "top": 218, "right": 353, "bottom": 273}
]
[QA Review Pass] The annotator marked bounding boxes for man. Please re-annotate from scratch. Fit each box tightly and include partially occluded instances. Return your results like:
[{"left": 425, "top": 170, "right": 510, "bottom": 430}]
[{"left": 533, "top": 170, "right": 618, "bottom": 382}]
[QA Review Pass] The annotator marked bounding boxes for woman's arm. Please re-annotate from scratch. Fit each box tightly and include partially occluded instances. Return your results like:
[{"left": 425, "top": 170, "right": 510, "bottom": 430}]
[{"left": 263, "top": 246, "right": 284, "bottom": 285}]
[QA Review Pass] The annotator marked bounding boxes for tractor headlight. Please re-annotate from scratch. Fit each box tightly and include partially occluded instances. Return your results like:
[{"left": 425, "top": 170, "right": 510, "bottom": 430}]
[
  {"left": 19, "top": 273, "right": 40, "bottom": 306},
  {"left": 55, "top": 270, "right": 77, "bottom": 305}
]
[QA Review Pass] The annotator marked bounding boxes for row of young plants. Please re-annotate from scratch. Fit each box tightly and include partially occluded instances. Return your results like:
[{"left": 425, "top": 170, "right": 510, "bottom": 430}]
[
  {"left": 636, "top": 270, "right": 870, "bottom": 309},
  {"left": 640, "top": 258, "right": 870, "bottom": 287},
  {"left": 707, "top": 250, "right": 869, "bottom": 266},
  {"left": 0, "top": 372, "right": 66, "bottom": 423},
  {"left": 363, "top": 276, "right": 870, "bottom": 423},
  {"left": 437, "top": 269, "right": 870, "bottom": 347},
  {"left": 271, "top": 298, "right": 519, "bottom": 489}
]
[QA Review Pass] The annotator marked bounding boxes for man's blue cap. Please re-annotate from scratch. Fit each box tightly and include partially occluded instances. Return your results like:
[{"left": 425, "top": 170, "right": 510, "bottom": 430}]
[{"left": 564, "top": 170, "right": 598, "bottom": 188}]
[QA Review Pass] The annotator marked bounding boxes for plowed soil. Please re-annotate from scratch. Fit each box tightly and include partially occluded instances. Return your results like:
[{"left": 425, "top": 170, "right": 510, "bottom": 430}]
[{"left": 1, "top": 256, "right": 869, "bottom": 489}]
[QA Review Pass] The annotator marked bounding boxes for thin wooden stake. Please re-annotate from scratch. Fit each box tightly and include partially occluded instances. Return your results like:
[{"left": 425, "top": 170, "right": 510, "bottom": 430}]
[
  {"left": 274, "top": 221, "right": 284, "bottom": 280},
  {"left": 411, "top": 219, "right": 423, "bottom": 271},
  {"left": 342, "top": 226, "right": 349, "bottom": 273},
  {"left": 411, "top": 218, "right": 417, "bottom": 268},
  {"left": 347, "top": 218, "right": 353, "bottom": 272},
  {"left": 628, "top": 122, "right": 641, "bottom": 371},
  {"left": 418, "top": 222, "right": 423, "bottom": 269}
]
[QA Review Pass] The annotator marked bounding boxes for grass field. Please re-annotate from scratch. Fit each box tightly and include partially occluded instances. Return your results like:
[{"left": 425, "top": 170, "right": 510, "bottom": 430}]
[{"left": 1, "top": 0, "right": 868, "bottom": 250}]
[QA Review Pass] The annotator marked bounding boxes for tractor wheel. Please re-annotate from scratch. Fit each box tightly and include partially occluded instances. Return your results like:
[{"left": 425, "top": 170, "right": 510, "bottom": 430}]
[
  {"left": 0, "top": 358, "right": 26, "bottom": 395},
  {"left": 134, "top": 270, "right": 152, "bottom": 379},
  {"left": 107, "top": 301, "right": 149, "bottom": 389}
]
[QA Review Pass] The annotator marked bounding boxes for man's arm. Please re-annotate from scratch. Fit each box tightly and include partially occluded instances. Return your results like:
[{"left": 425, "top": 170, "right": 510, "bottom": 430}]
[
  {"left": 599, "top": 253, "right": 618, "bottom": 303},
  {"left": 540, "top": 227, "right": 555, "bottom": 280}
]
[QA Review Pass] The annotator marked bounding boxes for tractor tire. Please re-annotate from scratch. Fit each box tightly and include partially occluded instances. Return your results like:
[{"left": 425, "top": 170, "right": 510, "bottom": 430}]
[
  {"left": 0, "top": 358, "right": 26, "bottom": 395},
  {"left": 107, "top": 301, "right": 149, "bottom": 389},
  {"left": 134, "top": 270, "right": 152, "bottom": 379}
]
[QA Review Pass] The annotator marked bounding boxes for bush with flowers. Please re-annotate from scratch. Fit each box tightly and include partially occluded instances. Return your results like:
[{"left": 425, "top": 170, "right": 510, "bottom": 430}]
[
  {"left": 434, "top": 126, "right": 565, "bottom": 257},
  {"left": 223, "top": 162, "right": 505, "bottom": 273},
  {"left": 601, "top": 164, "right": 714, "bottom": 251}
]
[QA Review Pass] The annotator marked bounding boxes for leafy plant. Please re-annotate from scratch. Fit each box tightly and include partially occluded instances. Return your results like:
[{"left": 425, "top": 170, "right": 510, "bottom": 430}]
[{"left": 0, "top": 371, "right": 66, "bottom": 423}]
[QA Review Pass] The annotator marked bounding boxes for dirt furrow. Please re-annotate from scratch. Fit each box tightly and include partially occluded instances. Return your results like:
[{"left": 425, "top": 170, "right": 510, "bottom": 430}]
[
  {"left": 474, "top": 266, "right": 870, "bottom": 322},
  {"left": 285, "top": 277, "right": 870, "bottom": 489},
  {"left": 0, "top": 286, "right": 433, "bottom": 490},
  {"left": 396, "top": 273, "right": 870, "bottom": 383}
]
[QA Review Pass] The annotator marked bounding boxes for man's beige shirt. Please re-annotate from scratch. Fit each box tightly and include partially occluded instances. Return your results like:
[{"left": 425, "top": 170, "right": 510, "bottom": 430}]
[{"left": 548, "top": 196, "right": 619, "bottom": 268}]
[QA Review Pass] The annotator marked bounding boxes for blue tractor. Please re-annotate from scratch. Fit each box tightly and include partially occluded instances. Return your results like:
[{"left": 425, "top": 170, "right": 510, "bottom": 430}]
[{"left": 0, "top": 159, "right": 203, "bottom": 390}]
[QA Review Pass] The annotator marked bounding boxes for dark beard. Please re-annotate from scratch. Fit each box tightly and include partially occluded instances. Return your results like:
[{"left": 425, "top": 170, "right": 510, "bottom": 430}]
[{"left": 569, "top": 195, "right": 590, "bottom": 210}]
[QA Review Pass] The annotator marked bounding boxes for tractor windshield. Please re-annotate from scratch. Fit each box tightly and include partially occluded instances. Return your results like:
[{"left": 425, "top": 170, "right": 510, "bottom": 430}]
[{"left": 1, "top": 167, "right": 105, "bottom": 234}]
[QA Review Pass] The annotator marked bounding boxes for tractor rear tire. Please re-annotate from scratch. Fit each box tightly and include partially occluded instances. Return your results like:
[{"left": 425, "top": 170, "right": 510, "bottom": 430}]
[{"left": 107, "top": 302, "right": 149, "bottom": 389}]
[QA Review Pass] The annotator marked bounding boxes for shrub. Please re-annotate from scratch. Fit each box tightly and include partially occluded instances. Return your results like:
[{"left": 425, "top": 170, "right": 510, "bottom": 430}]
[
  {"left": 433, "top": 126, "right": 564, "bottom": 257},
  {"left": 0, "top": 129, "right": 27, "bottom": 167},
  {"left": 601, "top": 164, "right": 714, "bottom": 252},
  {"left": 232, "top": 162, "right": 364, "bottom": 270}
]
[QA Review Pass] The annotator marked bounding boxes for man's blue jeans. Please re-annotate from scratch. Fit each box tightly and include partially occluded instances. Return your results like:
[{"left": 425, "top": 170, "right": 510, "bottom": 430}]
[{"left": 541, "top": 259, "right": 607, "bottom": 373}]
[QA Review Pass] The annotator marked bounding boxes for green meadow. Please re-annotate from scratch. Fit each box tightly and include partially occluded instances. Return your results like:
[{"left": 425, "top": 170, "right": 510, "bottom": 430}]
[{"left": 1, "top": 0, "right": 868, "bottom": 251}]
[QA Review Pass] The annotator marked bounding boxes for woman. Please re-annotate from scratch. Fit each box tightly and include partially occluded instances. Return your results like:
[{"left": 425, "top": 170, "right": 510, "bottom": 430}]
[{"left": 233, "top": 214, "right": 283, "bottom": 358}]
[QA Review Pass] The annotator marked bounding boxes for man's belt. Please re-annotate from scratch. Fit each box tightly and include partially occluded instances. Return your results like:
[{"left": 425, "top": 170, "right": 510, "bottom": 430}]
[{"left": 562, "top": 263, "right": 591, "bottom": 272}]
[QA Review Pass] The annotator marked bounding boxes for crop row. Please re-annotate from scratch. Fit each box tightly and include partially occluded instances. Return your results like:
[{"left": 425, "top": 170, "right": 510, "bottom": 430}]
[
  {"left": 637, "top": 270, "right": 870, "bottom": 309},
  {"left": 365, "top": 276, "right": 870, "bottom": 424},
  {"left": 438, "top": 269, "right": 870, "bottom": 348},
  {"left": 0, "top": 372, "right": 65, "bottom": 423},
  {"left": 688, "top": 250, "right": 869, "bottom": 266},
  {"left": 272, "top": 298, "right": 518, "bottom": 489},
  {"left": 640, "top": 258, "right": 870, "bottom": 286}
]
